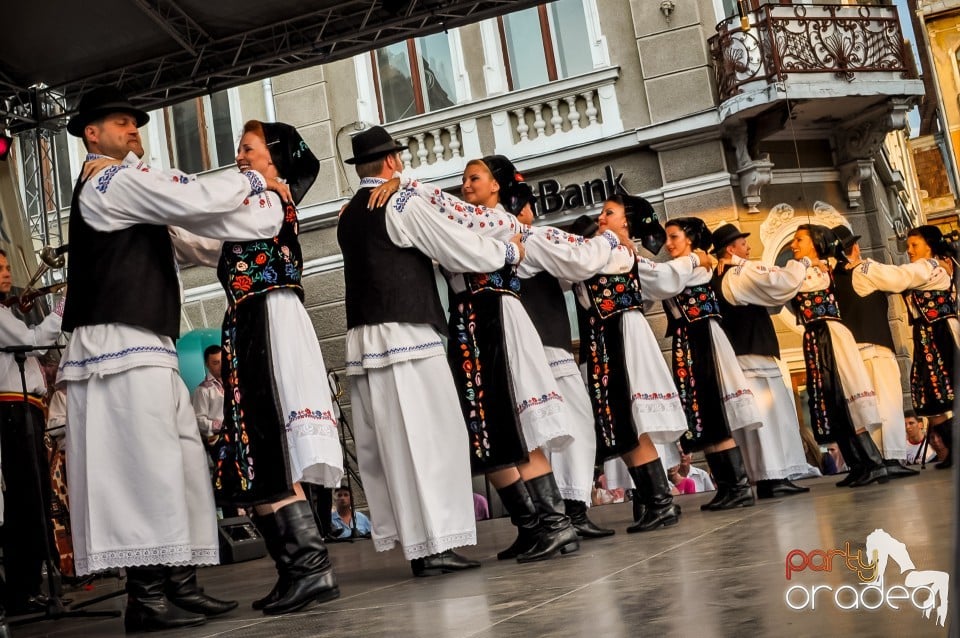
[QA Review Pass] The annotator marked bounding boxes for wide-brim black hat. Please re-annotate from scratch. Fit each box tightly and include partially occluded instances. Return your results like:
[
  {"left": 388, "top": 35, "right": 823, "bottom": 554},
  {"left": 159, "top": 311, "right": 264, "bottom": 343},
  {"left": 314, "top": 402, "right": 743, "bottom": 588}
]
[
  {"left": 262, "top": 122, "right": 320, "bottom": 206},
  {"left": 345, "top": 125, "right": 405, "bottom": 164},
  {"left": 711, "top": 223, "right": 750, "bottom": 255},
  {"left": 830, "top": 224, "right": 861, "bottom": 251},
  {"left": 67, "top": 86, "right": 149, "bottom": 137}
]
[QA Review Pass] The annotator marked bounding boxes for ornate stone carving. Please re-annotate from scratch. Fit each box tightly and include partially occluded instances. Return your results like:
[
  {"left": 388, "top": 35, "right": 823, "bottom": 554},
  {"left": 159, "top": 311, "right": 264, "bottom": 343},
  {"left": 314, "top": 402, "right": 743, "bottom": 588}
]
[
  {"left": 759, "top": 200, "right": 847, "bottom": 253},
  {"left": 838, "top": 159, "right": 874, "bottom": 209},
  {"left": 728, "top": 120, "right": 775, "bottom": 214}
]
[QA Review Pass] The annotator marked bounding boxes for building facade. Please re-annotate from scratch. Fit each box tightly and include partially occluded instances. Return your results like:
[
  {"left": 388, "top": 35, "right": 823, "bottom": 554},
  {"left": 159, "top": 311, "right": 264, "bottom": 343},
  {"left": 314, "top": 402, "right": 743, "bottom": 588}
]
[{"left": 10, "top": 0, "right": 928, "bottom": 458}]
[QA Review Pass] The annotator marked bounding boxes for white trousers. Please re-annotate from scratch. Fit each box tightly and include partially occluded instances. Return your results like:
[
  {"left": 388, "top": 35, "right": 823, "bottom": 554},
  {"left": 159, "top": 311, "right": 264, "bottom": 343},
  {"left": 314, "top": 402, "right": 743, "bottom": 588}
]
[
  {"left": 350, "top": 356, "right": 477, "bottom": 560},
  {"left": 732, "top": 355, "right": 810, "bottom": 481},
  {"left": 860, "top": 344, "right": 908, "bottom": 460},
  {"left": 66, "top": 367, "right": 219, "bottom": 576}
]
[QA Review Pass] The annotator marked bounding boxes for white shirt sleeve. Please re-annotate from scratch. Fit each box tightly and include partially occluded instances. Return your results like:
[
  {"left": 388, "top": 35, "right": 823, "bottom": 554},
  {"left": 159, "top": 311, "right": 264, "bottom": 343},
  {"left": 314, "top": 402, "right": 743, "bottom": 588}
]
[
  {"left": 191, "top": 384, "right": 222, "bottom": 438},
  {"left": 636, "top": 254, "right": 701, "bottom": 301},
  {"left": 0, "top": 303, "right": 62, "bottom": 350},
  {"left": 520, "top": 227, "right": 619, "bottom": 282},
  {"left": 396, "top": 177, "right": 522, "bottom": 240},
  {"left": 384, "top": 190, "right": 515, "bottom": 273},
  {"left": 78, "top": 153, "right": 280, "bottom": 238},
  {"left": 721, "top": 255, "right": 809, "bottom": 307},
  {"left": 852, "top": 258, "right": 952, "bottom": 295}
]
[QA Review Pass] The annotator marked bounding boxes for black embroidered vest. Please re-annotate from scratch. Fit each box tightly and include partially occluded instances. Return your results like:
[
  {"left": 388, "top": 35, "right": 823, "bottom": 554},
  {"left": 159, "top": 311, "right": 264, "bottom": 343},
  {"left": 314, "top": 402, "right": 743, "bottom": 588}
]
[
  {"left": 831, "top": 266, "right": 895, "bottom": 349},
  {"left": 218, "top": 198, "right": 304, "bottom": 306},
  {"left": 712, "top": 267, "right": 780, "bottom": 358},
  {"left": 520, "top": 271, "right": 572, "bottom": 349},
  {"left": 906, "top": 288, "right": 958, "bottom": 325},
  {"left": 338, "top": 188, "right": 446, "bottom": 333},
  {"left": 584, "top": 268, "right": 644, "bottom": 321},
  {"left": 792, "top": 289, "right": 841, "bottom": 326},
  {"left": 62, "top": 175, "right": 181, "bottom": 340},
  {"left": 666, "top": 283, "right": 721, "bottom": 330}
]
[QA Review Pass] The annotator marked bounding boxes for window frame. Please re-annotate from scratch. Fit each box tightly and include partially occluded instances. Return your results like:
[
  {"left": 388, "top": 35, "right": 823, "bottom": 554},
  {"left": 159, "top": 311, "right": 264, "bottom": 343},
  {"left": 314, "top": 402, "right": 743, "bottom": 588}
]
[
  {"left": 367, "top": 31, "right": 466, "bottom": 125},
  {"left": 162, "top": 87, "right": 242, "bottom": 174}
]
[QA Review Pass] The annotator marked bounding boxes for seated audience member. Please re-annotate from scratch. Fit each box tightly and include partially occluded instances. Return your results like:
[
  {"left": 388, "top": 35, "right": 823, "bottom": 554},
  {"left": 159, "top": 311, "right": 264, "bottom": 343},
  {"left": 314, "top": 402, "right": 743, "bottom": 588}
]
[
  {"left": 668, "top": 466, "right": 697, "bottom": 495},
  {"left": 904, "top": 411, "right": 936, "bottom": 464},
  {"left": 330, "top": 487, "right": 371, "bottom": 538},
  {"left": 679, "top": 452, "right": 716, "bottom": 492}
]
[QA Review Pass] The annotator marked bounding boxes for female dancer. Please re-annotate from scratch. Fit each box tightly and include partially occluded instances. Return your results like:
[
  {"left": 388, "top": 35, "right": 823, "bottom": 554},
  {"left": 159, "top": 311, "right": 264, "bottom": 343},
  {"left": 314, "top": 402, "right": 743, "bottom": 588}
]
[
  {"left": 789, "top": 224, "right": 887, "bottom": 486},
  {"left": 463, "top": 156, "right": 615, "bottom": 539},
  {"left": 661, "top": 217, "right": 761, "bottom": 510},
  {"left": 214, "top": 121, "right": 343, "bottom": 613},
  {"left": 574, "top": 196, "right": 704, "bottom": 530},
  {"left": 851, "top": 225, "right": 956, "bottom": 469}
]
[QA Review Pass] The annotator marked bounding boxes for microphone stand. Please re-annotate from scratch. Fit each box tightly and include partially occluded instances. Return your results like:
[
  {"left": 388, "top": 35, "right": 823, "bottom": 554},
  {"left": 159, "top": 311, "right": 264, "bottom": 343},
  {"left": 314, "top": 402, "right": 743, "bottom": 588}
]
[{"left": 0, "top": 344, "right": 120, "bottom": 626}]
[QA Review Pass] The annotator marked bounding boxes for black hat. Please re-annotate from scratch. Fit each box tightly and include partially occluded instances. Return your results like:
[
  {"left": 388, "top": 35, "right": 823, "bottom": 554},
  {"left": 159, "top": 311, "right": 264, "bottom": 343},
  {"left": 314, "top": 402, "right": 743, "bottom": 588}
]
[
  {"left": 830, "top": 225, "right": 861, "bottom": 252},
  {"left": 67, "top": 86, "right": 149, "bottom": 137},
  {"left": 261, "top": 122, "right": 320, "bottom": 206},
  {"left": 711, "top": 223, "right": 750, "bottom": 255},
  {"left": 345, "top": 125, "right": 405, "bottom": 164}
]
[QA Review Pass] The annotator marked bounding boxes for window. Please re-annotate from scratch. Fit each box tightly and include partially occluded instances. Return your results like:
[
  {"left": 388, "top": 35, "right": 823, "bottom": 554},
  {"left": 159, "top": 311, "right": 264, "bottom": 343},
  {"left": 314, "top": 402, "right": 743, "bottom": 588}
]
[
  {"left": 373, "top": 33, "right": 457, "bottom": 123},
  {"left": 164, "top": 90, "right": 238, "bottom": 173},
  {"left": 498, "top": 1, "right": 593, "bottom": 91}
]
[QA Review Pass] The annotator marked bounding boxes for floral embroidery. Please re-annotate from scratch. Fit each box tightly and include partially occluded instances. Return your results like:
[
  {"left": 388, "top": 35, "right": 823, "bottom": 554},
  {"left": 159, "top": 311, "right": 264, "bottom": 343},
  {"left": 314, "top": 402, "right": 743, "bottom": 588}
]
[
  {"left": 219, "top": 201, "right": 303, "bottom": 305},
  {"left": 672, "top": 323, "right": 704, "bottom": 437},
  {"left": 793, "top": 288, "right": 841, "bottom": 325},
  {"left": 465, "top": 264, "right": 521, "bottom": 298},
  {"left": 673, "top": 284, "right": 721, "bottom": 323},
  {"left": 286, "top": 408, "right": 336, "bottom": 430},
  {"left": 909, "top": 289, "right": 957, "bottom": 324},
  {"left": 451, "top": 301, "right": 491, "bottom": 462},
  {"left": 910, "top": 320, "right": 955, "bottom": 414},
  {"left": 515, "top": 391, "right": 564, "bottom": 415},
  {"left": 588, "top": 271, "right": 644, "bottom": 320},
  {"left": 802, "top": 328, "right": 835, "bottom": 440}
]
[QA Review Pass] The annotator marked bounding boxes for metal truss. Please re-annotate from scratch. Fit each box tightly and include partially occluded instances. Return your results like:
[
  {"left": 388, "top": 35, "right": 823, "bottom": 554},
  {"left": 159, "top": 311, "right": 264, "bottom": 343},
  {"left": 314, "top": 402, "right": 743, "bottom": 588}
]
[
  {"left": 18, "top": 128, "right": 65, "bottom": 255},
  {"left": 0, "top": 0, "right": 541, "bottom": 129}
]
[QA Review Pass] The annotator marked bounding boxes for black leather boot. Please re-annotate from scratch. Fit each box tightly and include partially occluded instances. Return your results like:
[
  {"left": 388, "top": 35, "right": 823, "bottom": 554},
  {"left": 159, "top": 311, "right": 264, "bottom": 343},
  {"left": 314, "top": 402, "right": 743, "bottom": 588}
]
[
  {"left": 564, "top": 499, "right": 615, "bottom": 538},
  {"left": 252, "top": 514, "right": 288, "bottom": 610},
  {"left": 883, "top": 458, "right": 919, "bottom": 479},
  {"left": 410, "top": 550, "right": 481, "bottom": 577},
  {"left": 847, "top": 432, "right": 890, "bottom": 487},
  {"left": 516, "top": 473, "right": 580, "bottom": 563},
  {"left": 756, "top": 479, "right": 810, "bottom": 499},
  {"left": 700, "top": 451, "right": 728, "bottom": 510},
  {"left": 701, "top": 447, "right": 754, "bottom": 511},
  {"left": 494, "top": 480, "right": 540, "bottom": 560},
  {"left": 833, "top": 436, "right": 863, "bottom": 487},
  {"left": 124, "top": 566, "right": 207, "bottom": 632},
  {"left": 261, "top": 501, "right": 340, "bottom": 615},
  {"left": 626, "top": 459, "right": 681, "bottom": 532},
  {"left": 933, "top": 422, "right": 953, "bottom": 470},
  {"left": 165, "top": 566, "right": 238, "bottom": 617}
]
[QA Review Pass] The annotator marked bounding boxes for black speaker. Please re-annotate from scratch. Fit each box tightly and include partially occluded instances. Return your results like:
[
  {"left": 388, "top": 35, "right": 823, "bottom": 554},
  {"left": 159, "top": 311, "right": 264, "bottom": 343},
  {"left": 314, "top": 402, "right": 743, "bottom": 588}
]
[{"left": 217, "top": 515, "right": 267, "bottom": 564}]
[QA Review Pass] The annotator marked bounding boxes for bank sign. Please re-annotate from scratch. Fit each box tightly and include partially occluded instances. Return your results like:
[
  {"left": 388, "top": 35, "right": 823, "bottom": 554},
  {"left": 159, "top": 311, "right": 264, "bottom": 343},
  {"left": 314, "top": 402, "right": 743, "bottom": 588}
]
[{"left": 534, "top": 165, "right": 625, "bottom": 216}]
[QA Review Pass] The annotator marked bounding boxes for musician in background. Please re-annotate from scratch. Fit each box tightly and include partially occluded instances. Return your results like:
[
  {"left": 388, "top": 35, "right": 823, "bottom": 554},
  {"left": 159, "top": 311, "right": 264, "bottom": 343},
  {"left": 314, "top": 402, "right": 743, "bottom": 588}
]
[
  {"left": 191, "top": 345, "right": 225, "bottom": 465},
  {"left": 0, "top": 249, "right": 65, "bottom": 615}
]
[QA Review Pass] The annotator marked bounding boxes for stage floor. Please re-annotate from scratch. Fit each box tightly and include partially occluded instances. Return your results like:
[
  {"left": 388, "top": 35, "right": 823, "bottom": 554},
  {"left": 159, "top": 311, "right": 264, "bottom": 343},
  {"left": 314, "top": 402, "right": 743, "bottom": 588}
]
[{"left": 13, "top": 469, "right": 954, "bottom": 638}]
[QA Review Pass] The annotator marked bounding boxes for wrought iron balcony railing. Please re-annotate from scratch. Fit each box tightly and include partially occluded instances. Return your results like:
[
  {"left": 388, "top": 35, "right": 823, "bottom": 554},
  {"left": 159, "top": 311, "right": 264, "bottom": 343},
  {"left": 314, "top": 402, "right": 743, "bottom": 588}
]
[{"left": 709, "top": 3, "right": 917, "bottom": 103}]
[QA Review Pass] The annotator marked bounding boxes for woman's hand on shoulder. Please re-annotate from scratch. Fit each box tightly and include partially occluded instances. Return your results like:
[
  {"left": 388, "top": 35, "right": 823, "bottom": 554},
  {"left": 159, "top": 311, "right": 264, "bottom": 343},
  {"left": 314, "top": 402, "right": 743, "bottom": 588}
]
[
  {"left": 264, "top": 177, "right": 292, "bottom": 204},
  {"left": 368, "top": 177, "right": 401, "bottom": 209},
  {"left": 81, "top": 157, "right": 121, "bottom": 180}
]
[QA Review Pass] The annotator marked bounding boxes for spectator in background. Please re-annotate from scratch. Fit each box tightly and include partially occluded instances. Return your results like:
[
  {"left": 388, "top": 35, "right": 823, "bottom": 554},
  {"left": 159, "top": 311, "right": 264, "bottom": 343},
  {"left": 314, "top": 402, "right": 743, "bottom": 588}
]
[
  {"left": 904, "top": 411, "right": 937, "bottom": 464},
  {"left": 823, "top": 443, "right": 848, "bottom": 475},
  {"left": 191, "top": 345, "right": 224, "bottom": 464},
  {"left": 667, "top": 466, "right": 697, "bottom": 495},
  {"left": 330, "top": 487, "right": 371, "bottom": 539}
]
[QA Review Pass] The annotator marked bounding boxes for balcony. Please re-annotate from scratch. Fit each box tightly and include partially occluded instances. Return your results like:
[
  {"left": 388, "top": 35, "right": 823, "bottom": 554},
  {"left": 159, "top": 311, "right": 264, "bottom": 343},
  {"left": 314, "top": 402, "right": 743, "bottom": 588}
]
[
  {"left": 709, "top": 3, "right": 924, "bottom": 123},
  {"left": 384, "top": 67, "right": 624, "bottom": 184}
]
